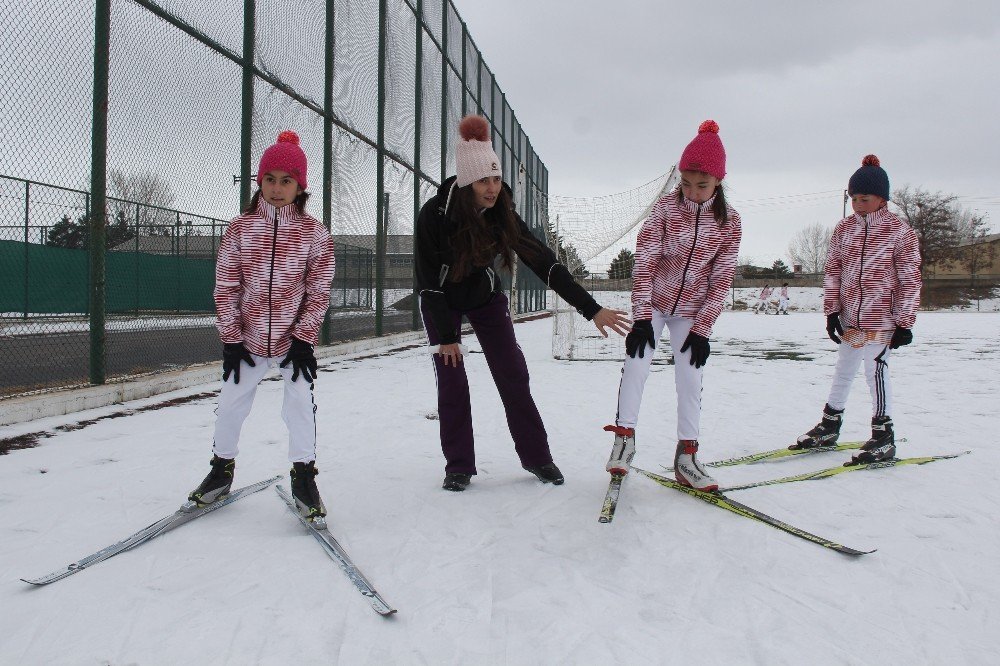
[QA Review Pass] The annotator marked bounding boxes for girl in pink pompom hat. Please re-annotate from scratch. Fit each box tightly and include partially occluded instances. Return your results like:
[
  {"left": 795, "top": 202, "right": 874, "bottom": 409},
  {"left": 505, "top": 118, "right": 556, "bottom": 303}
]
[
  {"left": 604, "top": 120, "right": 742, "bottom": 493},
  {"left": 187, "top": 130, "right": 336, "bottom": 525}
]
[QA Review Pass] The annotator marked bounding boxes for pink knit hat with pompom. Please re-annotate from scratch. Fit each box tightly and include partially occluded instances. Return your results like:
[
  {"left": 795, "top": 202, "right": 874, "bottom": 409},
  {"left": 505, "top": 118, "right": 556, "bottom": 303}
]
[
  {"left": 679, "top": 120, "right": 726, "bottom": 180},
  {"left": 455, "top": 115, "right": 502, "bottom": 187},
  {"left": 257, "top": 130, "right": 308, "bottom": 190}
]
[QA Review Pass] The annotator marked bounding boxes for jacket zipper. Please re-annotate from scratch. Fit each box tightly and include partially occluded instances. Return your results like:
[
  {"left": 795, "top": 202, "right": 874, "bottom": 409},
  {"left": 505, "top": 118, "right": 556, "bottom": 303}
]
[
  {"left": 267, "top": 211, "right": 278, "bottom": 357},
  {"left": 671, "top": 203, "right": 701, "bottom": 315},
  {"left": 857, "top": 215, "right": 868, "bottom": 328}
]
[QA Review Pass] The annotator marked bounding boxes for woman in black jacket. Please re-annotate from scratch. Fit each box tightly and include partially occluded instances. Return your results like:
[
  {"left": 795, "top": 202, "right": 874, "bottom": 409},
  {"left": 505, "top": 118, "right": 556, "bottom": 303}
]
[{"left": 416, "top": 115, "right": 629, "bottom": 491}]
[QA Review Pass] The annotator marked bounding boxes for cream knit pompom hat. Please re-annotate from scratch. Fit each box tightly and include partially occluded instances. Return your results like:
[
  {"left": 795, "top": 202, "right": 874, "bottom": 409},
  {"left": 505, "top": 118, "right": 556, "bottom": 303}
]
[{"left": 455, "top": 115, "right": 502, "bottom": 187}]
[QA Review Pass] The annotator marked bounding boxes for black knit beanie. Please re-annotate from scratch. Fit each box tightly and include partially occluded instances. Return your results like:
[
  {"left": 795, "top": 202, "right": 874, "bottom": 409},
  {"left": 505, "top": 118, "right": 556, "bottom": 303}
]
[{"left": 848, "top": 154, "right": 890, "bottom": 200}]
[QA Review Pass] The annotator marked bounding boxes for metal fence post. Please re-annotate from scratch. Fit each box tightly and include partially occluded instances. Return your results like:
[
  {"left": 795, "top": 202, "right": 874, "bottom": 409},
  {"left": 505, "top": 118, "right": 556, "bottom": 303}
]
[
  {"left": 23, "top": 180, "right": 29, "bottom": 319},
  {"left": 440, "top": 0, "right": 448, "bottom": 184},
  {"left": 412, "top": 0, "right": 423, "bottom": 331},
  {"left": 239, "top": 0, "right": 255, "bottom": 210},
  {"left": 476, "top": 47, "right": 482, "bottom": 115},
  {"left": 175, "top": 211, "right": 181, "bottom": 313},
  {"left": 376, "top": 193, "right": 388, "bottom": 335},
  {"left": 375, "top": 0, "right": 387, "bottom": 336},
  {"left": 460, "top": 20, "right": 467, "bottom": 116},
  {"left": 321, "top": 0, "right": 335, "bottom": 345},
  {"left": 134, "top": 202, "right": 140, "bottom": 315},
  {"left": 89, "top": 0, "right": 110, "bottom": 385}
]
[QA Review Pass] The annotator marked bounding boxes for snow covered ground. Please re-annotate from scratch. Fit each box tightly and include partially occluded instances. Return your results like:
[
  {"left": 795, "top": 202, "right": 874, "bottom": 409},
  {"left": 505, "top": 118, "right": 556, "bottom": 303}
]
[{"left": 1, "top": 311, "right": 998, "bottom": 664}]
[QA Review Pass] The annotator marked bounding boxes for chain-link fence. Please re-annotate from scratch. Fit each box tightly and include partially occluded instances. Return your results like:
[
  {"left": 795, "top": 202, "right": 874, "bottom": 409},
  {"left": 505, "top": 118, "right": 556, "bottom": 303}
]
[{"left": 0, "top": 0, "right": 550, "bottom": 398}]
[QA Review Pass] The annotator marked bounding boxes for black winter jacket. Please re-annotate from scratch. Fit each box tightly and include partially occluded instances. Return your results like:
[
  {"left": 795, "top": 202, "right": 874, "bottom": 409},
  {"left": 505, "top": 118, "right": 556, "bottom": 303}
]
[{"left": 415, "top": 176, "right": 601, "bottom": 344}]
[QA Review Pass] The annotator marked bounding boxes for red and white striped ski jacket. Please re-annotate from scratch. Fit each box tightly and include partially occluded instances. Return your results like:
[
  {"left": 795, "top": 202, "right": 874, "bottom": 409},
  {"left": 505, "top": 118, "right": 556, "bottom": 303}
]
[
  {"left": 824, "top": 206, "right": 921, "bottom": 331},
  {"left": 215, "top": 199, "right": 335, "bottom": 357},
  {"left": 632, "top": 191, "right": 742, "bottom": 337}
]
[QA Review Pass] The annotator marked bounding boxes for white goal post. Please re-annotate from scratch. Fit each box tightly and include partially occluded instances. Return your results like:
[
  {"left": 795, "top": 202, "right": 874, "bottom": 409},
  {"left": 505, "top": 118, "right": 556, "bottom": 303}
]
[{"left": 547, "top": 166, "right": 680, "bottom": 361}]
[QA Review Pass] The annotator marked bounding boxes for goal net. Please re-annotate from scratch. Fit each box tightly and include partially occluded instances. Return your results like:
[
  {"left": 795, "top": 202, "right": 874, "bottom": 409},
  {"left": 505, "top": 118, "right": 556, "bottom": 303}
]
[{"left": 545, "top": 166, "right": 679, "bottom": 361}]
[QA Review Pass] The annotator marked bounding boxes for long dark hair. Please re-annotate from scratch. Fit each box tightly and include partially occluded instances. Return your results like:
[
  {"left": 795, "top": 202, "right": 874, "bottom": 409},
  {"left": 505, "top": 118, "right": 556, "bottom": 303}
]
[
  {"left": 677, "top": 183, "right": 730, "bottom": 224},
  {"left": 243, "top": 189, "right": 311, "bottom": 215},
  {"left": 447, "top": 184, "right": 537, "bottom": 281}
]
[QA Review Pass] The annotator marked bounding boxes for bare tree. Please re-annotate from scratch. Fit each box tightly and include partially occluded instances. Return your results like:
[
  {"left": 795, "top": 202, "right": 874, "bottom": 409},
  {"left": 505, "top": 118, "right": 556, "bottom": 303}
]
[
  {"left": 893, "top": 186, "right": 960, "bottom": 267},
  {"left": 937, "top": 207, "right": 995, "bottom": 278},
  {"left": 108, "top": 169, "right": 176, "bottom": 235},
  {"left": 787, "top": 222, "right": 832, "bottom": 273}
]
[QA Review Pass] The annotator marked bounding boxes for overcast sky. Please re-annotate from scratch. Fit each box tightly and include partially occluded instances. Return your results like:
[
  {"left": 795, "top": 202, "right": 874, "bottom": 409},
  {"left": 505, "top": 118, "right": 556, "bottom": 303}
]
[{"left": 454, "top": 0, "right": 1000, "bottom": 264}]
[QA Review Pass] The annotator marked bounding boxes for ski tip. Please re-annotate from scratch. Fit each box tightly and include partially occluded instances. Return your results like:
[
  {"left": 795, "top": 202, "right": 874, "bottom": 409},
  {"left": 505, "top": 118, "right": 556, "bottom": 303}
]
[{"left": 376, "top": 606, "right": 399, "bottom": 616}]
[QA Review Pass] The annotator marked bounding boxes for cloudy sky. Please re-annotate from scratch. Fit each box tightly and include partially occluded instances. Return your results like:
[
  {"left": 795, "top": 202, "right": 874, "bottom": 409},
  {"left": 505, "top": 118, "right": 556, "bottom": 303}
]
[{"left": 455, "top": 0, "right": 1000, "bottom": 264}]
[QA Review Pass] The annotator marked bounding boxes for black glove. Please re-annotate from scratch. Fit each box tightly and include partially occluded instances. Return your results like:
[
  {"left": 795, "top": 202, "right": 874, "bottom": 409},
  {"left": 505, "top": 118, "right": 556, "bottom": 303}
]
[
  {"left": 279, "top": 337, "right": 318, "bottom": 383},
  {"left": 680, "top": 332, "right": 710, "bottom": 368},
  {"left": 890, "top": 326, "right": 912, "bottom": 349},
  {"left": 826, "top": 312, "right": 843, "bottom": 344},
  {"left": 222, "top": 342, "right": 255, "bottom": 384},
  {"left": 625, "top": 320, "right": 655, "bottom": 358}
]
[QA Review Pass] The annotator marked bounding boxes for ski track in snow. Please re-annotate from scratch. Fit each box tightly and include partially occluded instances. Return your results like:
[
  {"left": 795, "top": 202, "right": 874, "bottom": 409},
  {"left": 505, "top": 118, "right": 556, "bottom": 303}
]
[{"left": 1, "top": 311, "right": 998, "bottom": 664}]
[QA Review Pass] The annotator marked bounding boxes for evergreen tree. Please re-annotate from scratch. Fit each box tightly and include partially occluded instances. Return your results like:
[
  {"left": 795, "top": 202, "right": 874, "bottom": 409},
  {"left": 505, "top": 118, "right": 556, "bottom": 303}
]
[
  {"left": 771, "top": 259, "right": 791, "bottom": 277},
  {"left": 608, "top": 248, "right": 635, "bottom": 280},
  {"left": 544, "top": 218, "right": 589, "bottom": 278},
  {"left": 45, "top": 214, "right": 87, "bottom": 249}
]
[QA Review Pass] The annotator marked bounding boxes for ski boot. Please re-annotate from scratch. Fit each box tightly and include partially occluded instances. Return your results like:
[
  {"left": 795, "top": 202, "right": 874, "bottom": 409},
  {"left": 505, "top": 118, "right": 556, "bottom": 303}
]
[
  {"left": 188, "top": 455, "right": 235, "bottom": 506},
  {"left": 523, "top": 462, "right": 565, "bottom": 485},
  {"left": 791, "top": 404, "right": 843, "bottom": 450},
  {"left": 673, "top": 440, "right": 718, "bottom": 492},
  {"left": 847, "top": 417, "right": 895, "bottom": 466},
  {"left": 603, "top": 425, "right": 635, "bottom": 475},
  {"left": 442, "top": 472, "right": 472, "bottom": 492},
  {"left": 290, "top": 461, "right": 327, "bottom": 526}
]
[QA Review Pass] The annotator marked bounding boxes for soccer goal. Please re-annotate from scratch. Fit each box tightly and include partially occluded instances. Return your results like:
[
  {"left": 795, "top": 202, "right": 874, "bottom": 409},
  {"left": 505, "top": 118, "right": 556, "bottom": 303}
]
[{"left": 546, "top": 166, "right": 679, "bottom": 361}]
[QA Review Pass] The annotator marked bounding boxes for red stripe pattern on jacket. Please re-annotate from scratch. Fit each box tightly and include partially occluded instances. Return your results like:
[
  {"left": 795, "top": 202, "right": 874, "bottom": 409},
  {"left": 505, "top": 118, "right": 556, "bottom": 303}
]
[
  {"left": 631, "top": 191, "right": 742, "bottom": 337},
  {"left": 215, "top": 198, "right": 335, "bottom": 357},
  {"left": 823, "top": 206, "right": 921, "bottom": 330}
]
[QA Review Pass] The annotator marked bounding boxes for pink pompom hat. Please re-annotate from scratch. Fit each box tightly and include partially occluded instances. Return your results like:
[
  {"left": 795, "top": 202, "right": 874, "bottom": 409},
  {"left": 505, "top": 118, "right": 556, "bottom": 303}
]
[
  {"left": 257, "top": 130, "right": 308, "bottom": 190},
  {"left": 679, "top": 120, "right": 726, "bottom": 180},
  {"left": 455, "top": 115, "right": 502, "bottom": 187}
]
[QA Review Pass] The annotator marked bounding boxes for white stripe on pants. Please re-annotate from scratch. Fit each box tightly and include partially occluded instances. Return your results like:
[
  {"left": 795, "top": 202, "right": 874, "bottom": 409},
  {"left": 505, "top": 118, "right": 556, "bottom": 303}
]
[
  {"left": 212, "top": 354, "right": 318, "bottom": 463},
  {"left": 826, "top": 343, "right": 892, "bottom": 418},
  {"left": 615, "top": 312, "right": 703, "bottom": 440}
]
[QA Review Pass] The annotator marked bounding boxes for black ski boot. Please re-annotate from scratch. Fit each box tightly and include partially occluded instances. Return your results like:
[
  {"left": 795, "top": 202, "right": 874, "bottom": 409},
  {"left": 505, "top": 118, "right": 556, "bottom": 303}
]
[
  {"left": 442, "top": 472, "right": 472, "bottom": 492},
  {"left": 847, "top": 417, "right": 896, "bottom": 466},
  {"left": 791, "top": 404, "right": 844, "bottom": 450},
  {"left": 290, "top": 461, "right": 327, "bottom": 523},
  {"left": 188, "top": 455, "right": 235, "bottom": 506},
  {"left": 523, "top": 462, "right": 565, "bottom": 485}
]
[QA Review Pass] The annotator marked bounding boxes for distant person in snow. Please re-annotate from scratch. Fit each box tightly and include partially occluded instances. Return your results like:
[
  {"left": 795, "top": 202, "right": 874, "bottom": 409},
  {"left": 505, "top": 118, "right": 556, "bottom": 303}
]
[
  {"left": 415, "top": 115, "right": 630, "bottom": 492},
  {"left": 777, "top": 283, "right": 790, "bottom": 314},
  {"left": 754, "top": 284, "right": 773, "bottom": 314},
  {"left": 188, "top": 131, "right": 335, "bottom": 525},
  {"left": 604, "top": 120, "right": 742, "bottom": 492},
  {"left": 792, "top": 155, "right": 921, "bottom": 465}
]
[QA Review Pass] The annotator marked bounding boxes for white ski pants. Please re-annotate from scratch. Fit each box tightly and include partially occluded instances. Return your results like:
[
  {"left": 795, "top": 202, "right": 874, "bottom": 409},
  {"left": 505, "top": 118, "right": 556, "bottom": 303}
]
[
  {"left": 826, "top": 342, "right": 892, "bottom": 418},
  {"left": 778, "top": 297, "right": 789, "bottom": 313},
  {"left": 212, "top": 354, "right": 318, "bottom": 463},
  {"left": 615, "top": 312, "right": 703, "bottom": 440}
]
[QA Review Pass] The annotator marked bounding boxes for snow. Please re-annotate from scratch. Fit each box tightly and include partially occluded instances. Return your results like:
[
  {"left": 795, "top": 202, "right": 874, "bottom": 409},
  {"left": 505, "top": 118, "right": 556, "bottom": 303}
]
[{"left": 2, "top": 312, "right": 999, "bottom": 664}]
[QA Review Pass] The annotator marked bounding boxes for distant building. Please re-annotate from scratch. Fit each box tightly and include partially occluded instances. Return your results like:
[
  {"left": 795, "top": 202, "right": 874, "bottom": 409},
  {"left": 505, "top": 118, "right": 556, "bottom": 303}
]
[{"left": 924, "top": 233, "right": 1000, "bottom": 280}]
